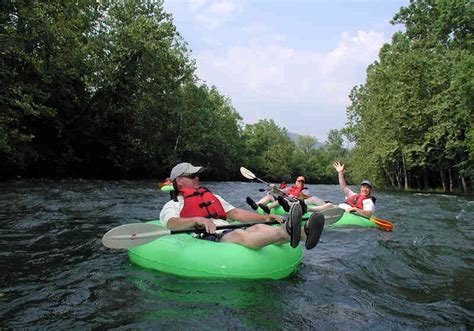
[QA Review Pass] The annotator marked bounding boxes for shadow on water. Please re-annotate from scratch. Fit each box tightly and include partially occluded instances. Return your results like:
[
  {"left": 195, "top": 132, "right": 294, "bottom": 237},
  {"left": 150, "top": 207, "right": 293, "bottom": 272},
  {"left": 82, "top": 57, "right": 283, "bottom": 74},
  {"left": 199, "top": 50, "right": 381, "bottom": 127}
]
[{"left": 1, "top": 179, "right": 473, "bottom": 329}]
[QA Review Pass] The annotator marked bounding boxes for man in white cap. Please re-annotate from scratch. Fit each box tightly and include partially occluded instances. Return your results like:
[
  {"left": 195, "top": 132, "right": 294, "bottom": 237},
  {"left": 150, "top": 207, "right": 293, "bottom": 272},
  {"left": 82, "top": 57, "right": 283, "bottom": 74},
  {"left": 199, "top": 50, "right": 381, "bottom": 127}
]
[
  {"left": 159, "top": 162, "right": 324, "bottom": 250},
  {"left": 332, "top": 161, "right": 376, "bottom": 217}
]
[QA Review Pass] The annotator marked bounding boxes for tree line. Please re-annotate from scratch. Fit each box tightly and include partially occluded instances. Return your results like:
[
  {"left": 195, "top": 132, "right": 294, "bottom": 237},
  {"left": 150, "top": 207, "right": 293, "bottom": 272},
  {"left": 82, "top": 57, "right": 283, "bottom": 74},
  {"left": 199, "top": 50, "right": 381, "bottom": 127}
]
[
  {"left": 1, "top": 1, "right": 472, "bottom": 192},
  {"left": 0, "top": 0, "right": 345, "bottom": 183},
  {"left": 344, "top": 0, "right": 473, "bottom": 193}
]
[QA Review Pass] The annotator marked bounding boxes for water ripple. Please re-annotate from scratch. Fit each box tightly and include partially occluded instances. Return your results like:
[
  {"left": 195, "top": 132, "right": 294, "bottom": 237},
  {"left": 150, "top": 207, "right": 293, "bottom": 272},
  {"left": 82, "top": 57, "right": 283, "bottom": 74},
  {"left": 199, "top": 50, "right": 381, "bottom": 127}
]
[{"left": 1, "top": 179, "right": 473, "bottom": 329}]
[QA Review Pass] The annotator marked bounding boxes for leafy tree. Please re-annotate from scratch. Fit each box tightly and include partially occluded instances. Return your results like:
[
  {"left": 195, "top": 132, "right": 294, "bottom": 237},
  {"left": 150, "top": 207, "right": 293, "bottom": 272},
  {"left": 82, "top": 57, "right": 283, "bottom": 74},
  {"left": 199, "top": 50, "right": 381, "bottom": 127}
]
[
  {"left": 163, "top": 84, "right": 244, "bottom": 179},
  {"left": 241, "top": 119, "right": 295, "bottom": 180},
  {"left": 344, "top": 0, "right": 473, "bottom": 192}
]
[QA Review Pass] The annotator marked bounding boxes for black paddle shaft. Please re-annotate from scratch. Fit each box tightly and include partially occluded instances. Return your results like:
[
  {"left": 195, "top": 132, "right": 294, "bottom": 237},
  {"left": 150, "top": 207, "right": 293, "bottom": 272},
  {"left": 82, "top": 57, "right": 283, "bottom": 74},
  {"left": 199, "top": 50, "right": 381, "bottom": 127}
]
[{"left": 169, "top": 220, "right": 283, "bottom": 235}]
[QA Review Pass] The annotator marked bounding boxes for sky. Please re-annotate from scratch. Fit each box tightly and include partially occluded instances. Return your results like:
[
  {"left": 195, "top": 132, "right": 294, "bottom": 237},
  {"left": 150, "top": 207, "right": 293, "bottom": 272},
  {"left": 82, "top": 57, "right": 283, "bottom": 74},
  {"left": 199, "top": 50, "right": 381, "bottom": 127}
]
[{"left": 162, "top": 0, "right": 407, "bottom": 142}]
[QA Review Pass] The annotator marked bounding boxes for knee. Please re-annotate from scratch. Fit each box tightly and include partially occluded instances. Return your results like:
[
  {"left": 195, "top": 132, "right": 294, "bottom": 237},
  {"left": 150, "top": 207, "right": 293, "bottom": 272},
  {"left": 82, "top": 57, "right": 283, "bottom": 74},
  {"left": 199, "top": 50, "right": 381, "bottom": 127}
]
[
  {"left": 221, "top": 229, "right": 245, "bottom": 243},
  {"left": 249, "top": 224, "right": 267, "bottom": 231}
]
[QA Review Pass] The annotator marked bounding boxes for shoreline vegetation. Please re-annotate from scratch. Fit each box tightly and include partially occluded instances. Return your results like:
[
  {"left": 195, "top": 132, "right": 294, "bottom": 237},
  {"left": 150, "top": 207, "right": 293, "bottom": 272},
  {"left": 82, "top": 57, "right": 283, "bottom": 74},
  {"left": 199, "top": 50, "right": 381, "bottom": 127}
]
[{"left": 1, "top": 1, "right": 472, "bottom": 193}]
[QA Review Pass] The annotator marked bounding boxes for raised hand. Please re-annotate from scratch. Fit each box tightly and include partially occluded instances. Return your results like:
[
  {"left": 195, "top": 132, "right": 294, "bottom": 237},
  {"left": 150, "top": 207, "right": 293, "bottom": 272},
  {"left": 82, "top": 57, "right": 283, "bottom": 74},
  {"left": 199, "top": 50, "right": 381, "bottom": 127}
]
[{"left": 333, "top": 161, "right": 345, "bottom": 173}]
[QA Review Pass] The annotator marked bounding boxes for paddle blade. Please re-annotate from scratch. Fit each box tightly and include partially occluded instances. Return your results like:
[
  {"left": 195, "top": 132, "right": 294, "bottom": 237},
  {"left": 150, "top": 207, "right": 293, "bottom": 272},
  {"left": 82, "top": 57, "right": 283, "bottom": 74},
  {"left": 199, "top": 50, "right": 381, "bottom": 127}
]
[
  {"left": 102, "top": 223, "right": 171, "bottom": 249},
  {"left": 321, "top": 207, "right": 344, "bottom": 225},
  {"left": 370, "top": 216, "right": 394, "bottom": 231},
  {"left": 240, "top": 167, "right": 256, "bottom": 180}
]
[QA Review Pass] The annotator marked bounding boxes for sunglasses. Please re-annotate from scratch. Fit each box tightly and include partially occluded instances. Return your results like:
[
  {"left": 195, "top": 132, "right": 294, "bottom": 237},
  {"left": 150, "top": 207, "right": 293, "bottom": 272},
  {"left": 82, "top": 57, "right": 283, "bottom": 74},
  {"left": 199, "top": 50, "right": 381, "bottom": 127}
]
[
  {"left": 180, "top": 173, "right": 199, "bottom": 179},
  {"left": 297, "top": 180, "right": 305, "bottom": 183}
]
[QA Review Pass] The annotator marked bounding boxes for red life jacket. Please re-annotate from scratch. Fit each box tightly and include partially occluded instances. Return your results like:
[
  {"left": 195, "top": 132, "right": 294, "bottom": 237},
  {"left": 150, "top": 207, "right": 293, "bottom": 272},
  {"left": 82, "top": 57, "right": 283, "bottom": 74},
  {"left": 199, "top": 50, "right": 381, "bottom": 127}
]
[
  {"left": 179, "top": 187, "right": 227, "bottom": 220},
  {"left": 286, "top": 185, "right": 303, "bottom": 197},
  {"left": 344, "top": 194, "right": 375, "bottom": 209}
]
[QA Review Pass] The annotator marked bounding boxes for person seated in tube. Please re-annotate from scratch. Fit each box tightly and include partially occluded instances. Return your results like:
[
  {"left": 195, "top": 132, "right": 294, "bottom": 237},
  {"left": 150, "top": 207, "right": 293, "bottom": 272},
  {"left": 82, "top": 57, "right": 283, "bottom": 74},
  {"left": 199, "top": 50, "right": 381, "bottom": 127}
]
[
  {"left": 274, "top": 162, "right": 376, "bottom": 216},
  {"left": 254, "top": 181, "right": 288, "bottom": 201},
  {"left": 159, "top": 162, "right": 324, "bottom": 250},
  {"left": 330, "top": 161, "right": 376, "bottom": 217},
  {"left": 246, "top": 176, "right": 309, "bottom": 214}
]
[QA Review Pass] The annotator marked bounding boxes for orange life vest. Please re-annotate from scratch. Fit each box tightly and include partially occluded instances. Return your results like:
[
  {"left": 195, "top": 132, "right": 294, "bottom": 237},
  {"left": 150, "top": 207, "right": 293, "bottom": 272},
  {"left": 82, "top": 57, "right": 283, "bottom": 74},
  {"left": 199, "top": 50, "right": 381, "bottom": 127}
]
[
  {"left": 344, "top": 194, "right": 375, "bottom": 209},
  {"left": 179, "top": 187, "right": 227, "bottom": 220},
  {"left": 286, "top": 185, "right": 303, "bottom": 197}
]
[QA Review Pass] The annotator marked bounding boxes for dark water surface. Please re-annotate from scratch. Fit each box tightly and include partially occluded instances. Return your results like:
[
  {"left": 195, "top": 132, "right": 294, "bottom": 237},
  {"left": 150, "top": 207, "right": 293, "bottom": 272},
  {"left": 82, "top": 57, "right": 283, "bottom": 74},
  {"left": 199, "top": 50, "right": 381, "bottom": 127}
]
[{"left": 1, "top": 180, "right": 473, "bottom": 329}]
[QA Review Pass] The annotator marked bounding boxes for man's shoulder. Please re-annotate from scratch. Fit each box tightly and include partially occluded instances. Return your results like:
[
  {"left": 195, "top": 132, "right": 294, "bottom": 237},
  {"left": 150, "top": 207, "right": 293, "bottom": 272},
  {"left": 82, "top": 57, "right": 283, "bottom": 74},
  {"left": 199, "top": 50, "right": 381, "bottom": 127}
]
[{"left": 162, "top": 197, "right": 182, "bottom": 209}]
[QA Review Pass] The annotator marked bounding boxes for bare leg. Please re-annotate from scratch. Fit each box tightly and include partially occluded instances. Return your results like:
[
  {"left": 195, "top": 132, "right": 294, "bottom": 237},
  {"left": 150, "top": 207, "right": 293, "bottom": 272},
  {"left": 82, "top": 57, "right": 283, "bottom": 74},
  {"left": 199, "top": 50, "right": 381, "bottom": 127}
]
[
  {"left": 257, "top": 195, "right": 275, "bottom": 205},
  {"left": 267, "top": 200, "right": 279, "bottom": 209},
  {"left": 220, "top": 224, "right": 289, "bottom": 248},
  {"left": 304, "top": 196, "right": 327, "bottom": 206},
  {"left": 267, "top": 196, "right": 297, "bottom": 210},
  {"left": 221, "top": 223, "right": 314, "bottom": 248},
  {"left": 307, "top": 202, "right": 333, "bottom": 212}
]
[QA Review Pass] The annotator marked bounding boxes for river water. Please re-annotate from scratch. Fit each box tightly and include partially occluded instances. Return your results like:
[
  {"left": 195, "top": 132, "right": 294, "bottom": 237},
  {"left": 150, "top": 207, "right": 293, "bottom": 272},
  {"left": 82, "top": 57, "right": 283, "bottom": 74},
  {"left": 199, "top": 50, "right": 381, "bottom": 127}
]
[{"left": 1, "top": 179, "right": 473, "bottom": 329}]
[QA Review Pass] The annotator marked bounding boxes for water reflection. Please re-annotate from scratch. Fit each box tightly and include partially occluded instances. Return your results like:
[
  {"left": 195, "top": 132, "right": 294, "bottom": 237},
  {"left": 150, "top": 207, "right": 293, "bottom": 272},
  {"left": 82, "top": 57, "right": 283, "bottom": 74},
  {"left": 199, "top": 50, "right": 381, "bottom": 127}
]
[{"left": 124, "top": 266, "right": 288, "bottom": 329}]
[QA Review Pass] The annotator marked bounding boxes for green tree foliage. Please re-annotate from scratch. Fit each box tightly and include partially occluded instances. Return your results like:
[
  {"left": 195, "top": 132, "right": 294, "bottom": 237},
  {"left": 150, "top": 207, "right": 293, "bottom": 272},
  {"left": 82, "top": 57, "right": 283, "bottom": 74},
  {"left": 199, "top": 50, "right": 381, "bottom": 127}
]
[
  {"left": 70, "top": 1, "right": 196, "bottom": 178},
  {"left": 344, "top": 0, "right": 473, "bottom": 192},
  {"left": 0, "top": 0, "right": 94, "bottom": 175},
  {"left": 291, "top": 135, "right": 321, "bottom": 182},
  {"left": 164, "top": 84, "right": 244, "bottom": 179},
  {"left": 291, "top": 134, "right": 335, "bottom": 183},
  {"left": 0, "top": 0, "right": 246, "bottom": 179},
  {"left": 241, "top": 119, "right": 294, "bottom": 181}
]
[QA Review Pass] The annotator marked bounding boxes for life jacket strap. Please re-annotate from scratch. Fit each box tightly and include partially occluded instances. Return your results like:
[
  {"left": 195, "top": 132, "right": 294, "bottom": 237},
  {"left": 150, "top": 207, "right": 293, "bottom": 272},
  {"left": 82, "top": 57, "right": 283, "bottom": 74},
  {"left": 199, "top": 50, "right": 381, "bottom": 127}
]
[{"left": 199, "top": 200, "right": 214, "bottom": 208}]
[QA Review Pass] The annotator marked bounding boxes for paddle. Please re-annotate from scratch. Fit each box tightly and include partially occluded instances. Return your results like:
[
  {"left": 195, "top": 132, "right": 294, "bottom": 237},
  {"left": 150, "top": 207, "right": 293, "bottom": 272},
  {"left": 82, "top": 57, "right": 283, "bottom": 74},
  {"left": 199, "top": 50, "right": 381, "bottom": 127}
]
[
  {"left": 240, "top": 166, "right": 345, "bottom": 222},
  {"left": 241, "top": 167, "right": 326, "bottom": 204},
  {"left": 370, "top": 216, "right": 394, "bottom": 231},
  {"left": 341, "top": 207, "right": 393, "bottom": 231},
  {"left": 102, "top": 206, "right": 345, "bottom": 249},
  {"left": 240, "top": 167, "right": 287, "bottom": 196},
  {"left": 319, "top": 205, "right": 345, "bottom": 225},
  {"left": 354, "top": 213, "right": 394, "bottom": 231},
  {"left": 102, "top": 220, "right": 284, "bottom": 249}
]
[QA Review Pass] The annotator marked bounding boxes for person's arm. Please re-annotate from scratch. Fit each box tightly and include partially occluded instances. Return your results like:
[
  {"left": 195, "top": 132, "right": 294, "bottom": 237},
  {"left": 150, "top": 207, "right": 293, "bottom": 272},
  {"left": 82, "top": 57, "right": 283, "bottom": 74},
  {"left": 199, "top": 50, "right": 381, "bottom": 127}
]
[
  {"left": 160, "top": 199, "right": 217, "bottom": 233},
  {"left": 226, "top": 208, "right": 284, "bottom": 224},
  {"left": 333, "top": 161, "right": 352, "bottom": 197},
  {"left": 346, "top": 199, "right": 374, "bottom": 217},
  {"left": 167, "top": 216, "right": 217, "bottom": 233},
  {"left": 346, "top": 207, "right": 372, "bottom": 218}
]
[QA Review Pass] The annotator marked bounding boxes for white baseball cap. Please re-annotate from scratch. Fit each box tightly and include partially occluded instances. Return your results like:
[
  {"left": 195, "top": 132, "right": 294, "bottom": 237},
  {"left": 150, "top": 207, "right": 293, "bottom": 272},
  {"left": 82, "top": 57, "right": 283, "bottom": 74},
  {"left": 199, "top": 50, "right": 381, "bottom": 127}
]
[{"left": 170, "top": 162, "right": 204, "bottom": 181}]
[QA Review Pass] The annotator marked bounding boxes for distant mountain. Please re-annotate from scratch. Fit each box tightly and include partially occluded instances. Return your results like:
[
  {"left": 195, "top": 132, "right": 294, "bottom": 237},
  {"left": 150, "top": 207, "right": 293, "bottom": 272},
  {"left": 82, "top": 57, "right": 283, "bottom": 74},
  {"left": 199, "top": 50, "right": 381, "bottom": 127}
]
[{"left": 288, "top": 132, "right": 325, "bottom": 148}]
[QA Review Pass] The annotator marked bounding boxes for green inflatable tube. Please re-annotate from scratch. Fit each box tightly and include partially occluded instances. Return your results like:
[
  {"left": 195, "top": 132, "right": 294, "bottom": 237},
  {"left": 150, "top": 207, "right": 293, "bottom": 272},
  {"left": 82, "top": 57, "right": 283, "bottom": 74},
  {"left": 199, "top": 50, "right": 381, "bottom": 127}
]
[
  {"left": 257, "top": 205, "right": 377, "bottom": 228},
  {"left": 256, "top": 204, "right": 313, "bottom": 219},
  {"left": 160, "top": 185, "right": 174, "bottom": 192},
  {"left": 128, "top": 220, "right": 303, "bottom": 280},
  {"left": 327, "top": 212, "right": 377, "bottom": 228}
]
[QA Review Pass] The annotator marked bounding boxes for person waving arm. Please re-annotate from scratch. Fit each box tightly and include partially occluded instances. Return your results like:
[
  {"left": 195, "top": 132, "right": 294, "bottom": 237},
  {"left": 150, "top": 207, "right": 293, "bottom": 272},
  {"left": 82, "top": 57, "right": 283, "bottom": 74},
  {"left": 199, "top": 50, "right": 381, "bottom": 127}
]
[{"left": 333, "top": 161, "right": 354, "bottom": 198}]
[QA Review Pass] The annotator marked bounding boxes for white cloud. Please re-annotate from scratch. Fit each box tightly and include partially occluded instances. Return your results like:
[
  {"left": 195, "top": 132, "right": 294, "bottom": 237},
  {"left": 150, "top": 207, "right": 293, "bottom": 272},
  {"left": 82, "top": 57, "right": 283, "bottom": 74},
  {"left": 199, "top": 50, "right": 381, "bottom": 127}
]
[
  {"left": 194, "top": 29, "right": 386, "bottom": 139},
  {"left": 197, "top": 29, "right": 384, "bottom": 105},
  {"left": 209, "top": 0, "right": 237, "bottom": 16},
  {"left": 188, "top": 0, "right": 240, "bottom": 29}
]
